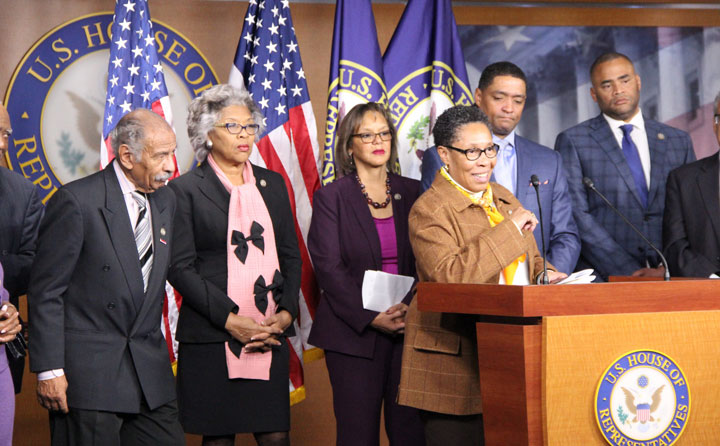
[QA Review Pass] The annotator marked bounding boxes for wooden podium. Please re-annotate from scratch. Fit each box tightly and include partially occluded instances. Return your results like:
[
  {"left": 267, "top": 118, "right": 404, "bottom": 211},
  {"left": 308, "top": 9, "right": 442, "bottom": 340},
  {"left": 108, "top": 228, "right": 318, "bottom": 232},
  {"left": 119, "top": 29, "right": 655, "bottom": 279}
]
[{"left": 416, "top": 279, "right": 720, "bottom": 446}]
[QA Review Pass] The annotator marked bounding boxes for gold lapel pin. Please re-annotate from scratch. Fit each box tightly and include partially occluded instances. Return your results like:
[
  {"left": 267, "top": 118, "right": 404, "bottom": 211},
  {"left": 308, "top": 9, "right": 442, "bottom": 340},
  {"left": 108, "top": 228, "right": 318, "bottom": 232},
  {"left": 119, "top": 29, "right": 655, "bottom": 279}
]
[
  {"left": 394, "top": 193, "right": 401, "bottom": 200},
  {"left": 160, "top": 228, "right": 166, "bottom": 236},
  {"left": 260, "top": 179, "right": 267, "bottom": 187},
  {"left": 658, "top": 133, "right": 665, "bottom": 140}
]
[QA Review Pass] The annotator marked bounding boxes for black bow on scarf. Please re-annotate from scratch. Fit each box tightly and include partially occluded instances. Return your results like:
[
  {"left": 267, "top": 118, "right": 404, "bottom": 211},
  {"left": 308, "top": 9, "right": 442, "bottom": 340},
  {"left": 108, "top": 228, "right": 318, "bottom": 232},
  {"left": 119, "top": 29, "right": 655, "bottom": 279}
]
[
  {"left": 231, "top": 221, "right": 265, "bottom": 264},
  {"left": 253, "top": 270, "right": 284, "bottom": 315}
]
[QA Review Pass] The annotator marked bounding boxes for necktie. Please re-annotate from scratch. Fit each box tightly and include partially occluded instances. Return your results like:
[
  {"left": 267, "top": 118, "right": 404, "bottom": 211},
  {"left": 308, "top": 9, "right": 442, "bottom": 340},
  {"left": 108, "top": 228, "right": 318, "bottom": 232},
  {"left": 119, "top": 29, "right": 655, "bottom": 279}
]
[
  {"left": 620, "top": 124, "right": 648, "bottom": 208},
  {"left": 494, "top": 140, "right": 516, "bottom": 195},
  {"left": 132, "top": 191, "right": 153, "bottom": 292}
]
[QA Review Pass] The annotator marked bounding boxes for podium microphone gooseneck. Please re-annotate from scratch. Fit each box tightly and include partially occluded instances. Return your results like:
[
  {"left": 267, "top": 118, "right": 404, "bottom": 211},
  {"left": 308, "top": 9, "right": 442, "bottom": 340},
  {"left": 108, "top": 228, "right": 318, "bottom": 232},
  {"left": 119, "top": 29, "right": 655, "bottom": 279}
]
[
  {"left": 582, "top": 177, "right": 670, "bottom": 281},
  {"left": 530, "top": 174, "right": 549, "bottom": 284}
]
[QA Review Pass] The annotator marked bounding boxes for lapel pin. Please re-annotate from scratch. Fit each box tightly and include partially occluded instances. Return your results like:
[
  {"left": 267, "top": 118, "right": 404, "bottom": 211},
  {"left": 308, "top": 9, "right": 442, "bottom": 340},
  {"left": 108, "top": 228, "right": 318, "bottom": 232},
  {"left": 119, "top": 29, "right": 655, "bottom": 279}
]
[
  {"left": 658, "top": 133, "right": 665, "bottom": 140},
  {"left": 260, "top": 179, "right": 267, "bottom": 187},
  {"left": 160, "top": 238, "right": 167, "bottom": 245},
  {"left": 160, "top": 227, "right": 166, "bottom": 236},
  {"left": 394, "top": 193, "right": 402, "bottom": 200}
]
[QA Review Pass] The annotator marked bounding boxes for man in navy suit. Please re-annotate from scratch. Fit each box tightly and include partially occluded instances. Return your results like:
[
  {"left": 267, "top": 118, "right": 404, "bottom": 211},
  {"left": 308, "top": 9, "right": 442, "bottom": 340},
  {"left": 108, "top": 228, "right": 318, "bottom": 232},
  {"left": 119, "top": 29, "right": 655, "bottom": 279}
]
[
  {"left": 421, "top": 62, "right": 580, "bottom": 274},
  {"left": 0, "top": 103, "right": 43, "bottom": 394},
  {"left": 663, "top": 92, "right": 720, "bottom": 278},
  {"left": 555, "top": 52, "right": 695, "bottom": 280}
]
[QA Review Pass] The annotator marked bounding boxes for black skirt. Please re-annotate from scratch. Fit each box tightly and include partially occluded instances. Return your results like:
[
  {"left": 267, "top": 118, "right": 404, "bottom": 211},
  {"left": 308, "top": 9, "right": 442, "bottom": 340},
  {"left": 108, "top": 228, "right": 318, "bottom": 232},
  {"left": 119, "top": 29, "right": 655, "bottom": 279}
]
[{"left": 176, "top": 340, "right": 290, "bottom": 435}]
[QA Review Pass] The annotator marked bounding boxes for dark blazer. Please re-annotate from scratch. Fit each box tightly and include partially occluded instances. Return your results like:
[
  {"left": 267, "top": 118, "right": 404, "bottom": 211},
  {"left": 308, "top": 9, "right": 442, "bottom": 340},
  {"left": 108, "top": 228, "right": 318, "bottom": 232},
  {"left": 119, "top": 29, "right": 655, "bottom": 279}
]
[
  {"left": 663, "top": 152, "right": 720, "bottom": 277},
  {"left": 307, "top": 173, "right": 419, "bottom": 359},
  {"left": 167, "top": 161, "right": 301, "bottom": 344},
  {"left": 421, "top": 138, "right": 580, "bottom": 274},
  {"left": 0, "top": 166, "right": 43, "bottom": 392},
  {"left": 555, "top": 114, "right": 695, "bottom": 279},
  {"left": 28, "top": 162, "right": 177, "bottom": 413},
  {"left": 0, "top": 166, "right": 43, "bottom": 302}
]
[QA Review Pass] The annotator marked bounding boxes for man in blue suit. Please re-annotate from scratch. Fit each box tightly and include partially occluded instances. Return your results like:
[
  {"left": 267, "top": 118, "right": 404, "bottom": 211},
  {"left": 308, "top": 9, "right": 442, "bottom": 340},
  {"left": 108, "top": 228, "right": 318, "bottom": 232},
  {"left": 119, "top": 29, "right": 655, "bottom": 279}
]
[
  {"left": 421, "top": 62, "right": 580, "bottom": 274},
  {"left": 555, "top": 52, "right": 695, "bottom": 280}
]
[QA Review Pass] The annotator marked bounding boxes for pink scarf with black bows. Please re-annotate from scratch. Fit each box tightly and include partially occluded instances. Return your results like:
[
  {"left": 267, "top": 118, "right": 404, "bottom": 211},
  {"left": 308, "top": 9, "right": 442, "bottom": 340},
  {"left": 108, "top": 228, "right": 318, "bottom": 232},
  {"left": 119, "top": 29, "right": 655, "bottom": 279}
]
[{"left": 207, "top": 153, "right": 280, "bottom": 380}]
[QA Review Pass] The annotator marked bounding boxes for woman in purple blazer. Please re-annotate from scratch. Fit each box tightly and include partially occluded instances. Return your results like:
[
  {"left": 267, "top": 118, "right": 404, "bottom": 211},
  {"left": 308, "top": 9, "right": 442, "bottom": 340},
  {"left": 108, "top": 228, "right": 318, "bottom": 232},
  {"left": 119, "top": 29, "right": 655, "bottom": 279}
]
[
  {"left": 0, "top": 262, "right": 22, "bottom": 446},
  {"left": 308, "top": 103, "right": 424, "bottom": 446}
]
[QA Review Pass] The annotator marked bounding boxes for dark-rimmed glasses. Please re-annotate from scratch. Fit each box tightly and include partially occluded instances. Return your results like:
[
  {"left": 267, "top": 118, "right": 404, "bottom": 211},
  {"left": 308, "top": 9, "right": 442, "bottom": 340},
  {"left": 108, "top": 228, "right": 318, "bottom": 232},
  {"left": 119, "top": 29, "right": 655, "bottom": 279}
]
[
  {"left": 443, "top": 143, "right": 499, "bottom": 161},
  {"left": 352, "top": 131, "right": 393, "bottom": 144},
  {"left": 214, "top": 122, "right": 260, "bottom": 135}
]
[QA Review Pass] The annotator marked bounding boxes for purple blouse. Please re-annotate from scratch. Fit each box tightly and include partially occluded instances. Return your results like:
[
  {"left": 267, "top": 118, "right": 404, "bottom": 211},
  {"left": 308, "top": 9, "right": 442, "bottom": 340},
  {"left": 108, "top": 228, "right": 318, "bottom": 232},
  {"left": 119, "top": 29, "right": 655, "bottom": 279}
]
[{"left": 373, "top": 216, "right": 398, "bottom": 275}]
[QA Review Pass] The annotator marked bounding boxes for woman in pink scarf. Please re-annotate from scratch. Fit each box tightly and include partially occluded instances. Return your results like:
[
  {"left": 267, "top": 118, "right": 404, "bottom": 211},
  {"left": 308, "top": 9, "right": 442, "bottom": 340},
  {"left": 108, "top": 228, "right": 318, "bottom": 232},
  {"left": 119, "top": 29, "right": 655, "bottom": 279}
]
[{"left": 168, "top": 84, "right": 301, "bottom": 446}]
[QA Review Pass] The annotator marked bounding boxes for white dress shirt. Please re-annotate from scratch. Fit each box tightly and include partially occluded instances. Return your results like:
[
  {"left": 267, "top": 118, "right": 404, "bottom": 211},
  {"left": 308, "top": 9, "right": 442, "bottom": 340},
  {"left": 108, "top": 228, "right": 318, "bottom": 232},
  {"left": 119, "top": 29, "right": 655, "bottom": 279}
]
[{"left": 603, "top": 109, "right": 651, "bottom": 188}]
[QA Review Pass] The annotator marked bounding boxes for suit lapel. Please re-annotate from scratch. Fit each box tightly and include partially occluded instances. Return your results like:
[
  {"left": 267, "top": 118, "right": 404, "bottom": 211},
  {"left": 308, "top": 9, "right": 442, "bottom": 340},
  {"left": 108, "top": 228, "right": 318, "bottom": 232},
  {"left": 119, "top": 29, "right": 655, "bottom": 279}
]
[
  {"left": 346, "top": 177, "right": 382, "bottom": 269},
  {"left": 131, "top": 191, "right": 171, "bottom": 332},
  {"left": 590, "top": 115, "right": 644, "bottom": 207},
  {"left": 514, "top": 137, "right": 531, "bottom": 203},
  {"left": 390, "top": 175, "right": 410, "bottom": 275},
  {"left": 197, "top": 161, "right": 231, "bottom": 215},
  {"left": 99, "top": 164, "right": 145, "bottom": 313},
  {"left": 645, "top": 120, "right": 668, "bottom": 208},
  {"left": 697, "top": 156, "right": 720, "bottom": 243}
]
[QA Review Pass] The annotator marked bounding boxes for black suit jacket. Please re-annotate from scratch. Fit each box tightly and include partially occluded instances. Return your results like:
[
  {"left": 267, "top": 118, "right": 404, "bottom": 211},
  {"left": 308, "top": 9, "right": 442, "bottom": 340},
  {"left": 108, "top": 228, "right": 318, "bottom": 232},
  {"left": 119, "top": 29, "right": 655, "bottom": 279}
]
[
  {"left": 0, "top": 166, "right": 43, "bottom": 302},
  {"left": 167, "top": 161, "right": 301, "bottom": 343},
  {"left": 307, "top": 173, "right": 419, "bottom": 359},
  {"left": 28, "top": 162, "right": 177, "bottom": 412},
  {"left": 663, "top": 152, "right": 720, "bottom": 277}
]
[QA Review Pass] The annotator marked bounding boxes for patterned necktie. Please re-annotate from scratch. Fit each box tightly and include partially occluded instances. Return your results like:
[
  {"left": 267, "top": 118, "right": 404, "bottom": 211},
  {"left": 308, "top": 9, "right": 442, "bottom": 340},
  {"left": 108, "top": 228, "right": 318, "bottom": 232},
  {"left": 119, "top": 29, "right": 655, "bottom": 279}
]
[
  {"left": 132, "top": 191, "right": 153, "bottom": 292},
  {"left": 620, "top": 124, "right": 648, "bottom": 208}
]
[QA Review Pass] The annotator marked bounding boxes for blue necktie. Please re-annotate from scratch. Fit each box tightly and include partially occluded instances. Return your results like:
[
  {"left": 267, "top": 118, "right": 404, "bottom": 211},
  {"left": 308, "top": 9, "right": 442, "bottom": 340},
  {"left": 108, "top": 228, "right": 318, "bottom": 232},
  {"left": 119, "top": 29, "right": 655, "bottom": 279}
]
[{"left": 620, "top": 124, "right": 648, "bottom": 208}]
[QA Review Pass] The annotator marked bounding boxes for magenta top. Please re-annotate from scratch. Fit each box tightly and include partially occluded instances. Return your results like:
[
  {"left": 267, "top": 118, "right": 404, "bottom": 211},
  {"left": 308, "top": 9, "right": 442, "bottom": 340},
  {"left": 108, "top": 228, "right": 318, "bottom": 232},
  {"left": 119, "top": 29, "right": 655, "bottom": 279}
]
[{"left": 373, "top": 216, "right": 398, "bottom": 275}]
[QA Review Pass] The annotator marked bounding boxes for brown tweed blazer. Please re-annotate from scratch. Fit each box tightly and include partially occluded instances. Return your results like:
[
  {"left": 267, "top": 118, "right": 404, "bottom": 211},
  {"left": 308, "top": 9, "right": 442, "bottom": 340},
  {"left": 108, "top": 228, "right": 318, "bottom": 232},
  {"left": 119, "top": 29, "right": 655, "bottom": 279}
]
[{"left": 397, "top": 174, "right": 551, "bottom": 415}]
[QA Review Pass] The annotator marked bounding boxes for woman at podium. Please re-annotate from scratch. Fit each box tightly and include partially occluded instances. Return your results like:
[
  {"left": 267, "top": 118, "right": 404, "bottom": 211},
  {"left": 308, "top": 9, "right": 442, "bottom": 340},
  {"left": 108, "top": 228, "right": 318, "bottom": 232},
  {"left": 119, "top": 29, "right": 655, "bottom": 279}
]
[{"left": 397, "top": 105, "right": 565, "bottom": 445}]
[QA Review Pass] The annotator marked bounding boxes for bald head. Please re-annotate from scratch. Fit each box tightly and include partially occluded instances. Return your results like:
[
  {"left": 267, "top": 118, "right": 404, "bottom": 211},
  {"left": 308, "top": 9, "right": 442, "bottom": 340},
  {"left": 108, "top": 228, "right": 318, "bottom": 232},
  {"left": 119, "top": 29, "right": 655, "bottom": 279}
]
[{"left": 0, "top": 104, "right": 11, "bottom": 155}]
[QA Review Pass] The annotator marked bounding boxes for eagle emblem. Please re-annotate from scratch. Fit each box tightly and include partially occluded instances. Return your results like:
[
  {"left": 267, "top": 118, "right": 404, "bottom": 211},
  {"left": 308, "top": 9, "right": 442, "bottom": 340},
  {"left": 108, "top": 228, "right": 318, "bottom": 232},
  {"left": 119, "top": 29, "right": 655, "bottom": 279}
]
[{"left": 622, "top": 380, "right": 664, "bottom": 424}]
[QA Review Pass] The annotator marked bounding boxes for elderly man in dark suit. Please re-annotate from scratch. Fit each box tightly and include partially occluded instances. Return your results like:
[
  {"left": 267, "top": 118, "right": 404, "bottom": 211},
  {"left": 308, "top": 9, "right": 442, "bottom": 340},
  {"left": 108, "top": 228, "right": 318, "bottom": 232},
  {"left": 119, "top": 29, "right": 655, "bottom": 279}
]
[
  {"left": 0, "top": 103, "right": 43, "bottom": 394},
  {"left": 663, "top": 92, "right": 720, "bottom": 277},
  {"left": 28, "top": 109, "right": 184, "bottom": 445},
  {"left": 555, "top": 52, "right": 695, "bottom": 280},
  {"left": 421, "top": 62, "right": 580, "bottom": 275}
]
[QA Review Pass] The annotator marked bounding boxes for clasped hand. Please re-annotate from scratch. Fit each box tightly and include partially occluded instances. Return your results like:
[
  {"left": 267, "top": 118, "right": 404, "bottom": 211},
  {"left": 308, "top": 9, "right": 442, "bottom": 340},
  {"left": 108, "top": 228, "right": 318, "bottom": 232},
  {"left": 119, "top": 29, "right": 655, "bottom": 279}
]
[
  {"left": 371, "top": 303, "right": 408, "bottom": 335},
  {"left": 225, "top": 310, "right": 293, "bottom": 353},
  {"left": 510, "top": 206, "right": 538, "bottom": 233},
  {"left": 0, "top": 303, "right": 22, "bottom": 344}
]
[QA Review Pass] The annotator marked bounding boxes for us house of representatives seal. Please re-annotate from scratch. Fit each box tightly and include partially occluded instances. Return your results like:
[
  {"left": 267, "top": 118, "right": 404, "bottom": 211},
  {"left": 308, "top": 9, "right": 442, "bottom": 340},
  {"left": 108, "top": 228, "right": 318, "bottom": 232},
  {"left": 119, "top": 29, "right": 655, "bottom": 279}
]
[
  {"left": 595, "top": 350, "right": 690, "bottom": 446},
  {"left": 4, "top": 12, "right": 219, "bottom": 204}
]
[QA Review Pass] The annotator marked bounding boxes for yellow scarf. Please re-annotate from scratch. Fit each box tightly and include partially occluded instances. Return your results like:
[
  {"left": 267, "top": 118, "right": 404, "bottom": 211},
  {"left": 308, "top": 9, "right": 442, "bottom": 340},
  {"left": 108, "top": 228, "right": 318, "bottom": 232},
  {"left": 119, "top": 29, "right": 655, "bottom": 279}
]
[{"left": 440, "top": 167, "right": 526, "bottom": 284}]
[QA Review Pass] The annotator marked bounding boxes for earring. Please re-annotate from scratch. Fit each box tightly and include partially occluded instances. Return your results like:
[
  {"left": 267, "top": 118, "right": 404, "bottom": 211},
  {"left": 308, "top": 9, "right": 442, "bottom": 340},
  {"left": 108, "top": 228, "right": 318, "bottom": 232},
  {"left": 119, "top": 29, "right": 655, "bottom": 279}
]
[
  {"left": 349, "top": 152, "right": 354, "bottom": 165},
  {"left": 206, "top": 140, "right": 213, "bottom": 149}
]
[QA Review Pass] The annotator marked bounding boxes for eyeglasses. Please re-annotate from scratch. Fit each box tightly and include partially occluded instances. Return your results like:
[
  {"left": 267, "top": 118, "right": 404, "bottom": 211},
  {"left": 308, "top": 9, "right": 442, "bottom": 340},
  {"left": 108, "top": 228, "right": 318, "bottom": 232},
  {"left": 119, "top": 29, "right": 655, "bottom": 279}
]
[
  {"left": 351, "top": 131, "right": 393, "bottom": 144},
  {"left": 443, "top": 143, "right": 499, "bottom": 161},
  {"left": 214, "top": 122, "right": 260, "bottom": 135}
]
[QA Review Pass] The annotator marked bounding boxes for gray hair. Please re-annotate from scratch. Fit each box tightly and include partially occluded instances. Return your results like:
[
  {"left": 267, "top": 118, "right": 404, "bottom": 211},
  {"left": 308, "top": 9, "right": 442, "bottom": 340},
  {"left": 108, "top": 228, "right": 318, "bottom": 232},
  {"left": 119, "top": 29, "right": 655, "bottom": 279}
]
[
  {"left": 110, "top": 111, "right": 149, "bottom": 162},
  {"left": 187, "top": 84, "right": 265, "bottom": 162},
  {"left": 714, "top": 91, "right": 720, "bottom": 116}
]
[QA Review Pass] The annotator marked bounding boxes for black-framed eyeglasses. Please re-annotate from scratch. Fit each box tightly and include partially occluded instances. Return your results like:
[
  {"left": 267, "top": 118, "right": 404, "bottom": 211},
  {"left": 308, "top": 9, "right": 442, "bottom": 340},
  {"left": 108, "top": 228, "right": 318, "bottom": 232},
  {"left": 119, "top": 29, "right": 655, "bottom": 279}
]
[
  {"left": 715, "top": 114, "right": 720, "bottom": 125},
  {"left": 214, "top": 122, "right": 260, "bottom": 135},
  {"left": 443, "top": 143, "right": 499, "bottom": 161},
  {"left": 351, "top": 131, "right": 393, "bottom": 144}
]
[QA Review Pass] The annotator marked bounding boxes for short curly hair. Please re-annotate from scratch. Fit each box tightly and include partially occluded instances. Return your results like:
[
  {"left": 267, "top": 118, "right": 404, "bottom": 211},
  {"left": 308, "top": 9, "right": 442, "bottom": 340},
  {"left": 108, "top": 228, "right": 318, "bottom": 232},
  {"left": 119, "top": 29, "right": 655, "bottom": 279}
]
[
  {"left": 186, "top": 84, "right": 265, "bottom": 162},
  {"left": 432, "top": 106, "right": 491, "bottom": 148}
]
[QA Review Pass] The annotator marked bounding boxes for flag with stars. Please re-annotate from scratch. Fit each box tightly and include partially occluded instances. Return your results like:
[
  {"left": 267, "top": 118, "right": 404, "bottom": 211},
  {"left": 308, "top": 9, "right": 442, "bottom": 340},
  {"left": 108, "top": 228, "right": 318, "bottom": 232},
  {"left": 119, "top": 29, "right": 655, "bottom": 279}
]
[
  {"left": 229, "top": 0, "right": 322, "bottom": 405},
  {"left": 382, "top": 0, "right": 473, "bottom": 179},
  {"left": 100, "top": 0, "right": 182, "bottom": 371},
  {"left": 322, "top": 0, "right": 387, "bottom": 184}
]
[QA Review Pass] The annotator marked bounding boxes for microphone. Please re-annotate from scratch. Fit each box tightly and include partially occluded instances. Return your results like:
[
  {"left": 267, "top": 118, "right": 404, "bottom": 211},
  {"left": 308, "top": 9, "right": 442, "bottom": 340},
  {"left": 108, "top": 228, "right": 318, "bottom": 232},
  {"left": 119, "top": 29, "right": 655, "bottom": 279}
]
[
  {"left": 530, "top": 174, "right": 549, "bottom": 284},
  {"left": 582, "top": 177, "right": 670, "bottom": 281}
]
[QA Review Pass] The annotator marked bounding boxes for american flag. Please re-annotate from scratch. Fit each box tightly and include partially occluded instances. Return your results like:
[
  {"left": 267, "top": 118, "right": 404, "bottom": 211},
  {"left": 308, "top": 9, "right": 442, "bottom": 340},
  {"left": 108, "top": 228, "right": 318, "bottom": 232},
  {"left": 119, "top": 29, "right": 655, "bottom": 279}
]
[
  {"left": 229, "top": 0, "right": 322, "bottom": 404},
  {"left": 100, "top": 0, "right": 182, "bottom": 370}
]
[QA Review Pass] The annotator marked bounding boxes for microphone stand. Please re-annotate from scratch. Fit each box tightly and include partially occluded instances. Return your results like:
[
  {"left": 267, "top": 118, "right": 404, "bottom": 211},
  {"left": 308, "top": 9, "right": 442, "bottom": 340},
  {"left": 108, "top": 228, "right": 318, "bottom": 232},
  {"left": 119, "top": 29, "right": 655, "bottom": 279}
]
[{"left": 530, "top": 175, "right": 549, "bottom": 284}]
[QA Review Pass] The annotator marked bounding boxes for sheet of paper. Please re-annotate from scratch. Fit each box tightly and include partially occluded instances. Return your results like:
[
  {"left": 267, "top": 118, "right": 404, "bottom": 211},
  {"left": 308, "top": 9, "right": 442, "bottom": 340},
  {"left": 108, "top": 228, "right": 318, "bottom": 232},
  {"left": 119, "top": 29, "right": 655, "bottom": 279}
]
[
  {"left": 557, "top": 268, "right": 596, "bottom": 285},
  {"left": 362, "top": 270, "right": 415, "bottom": 312}
]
